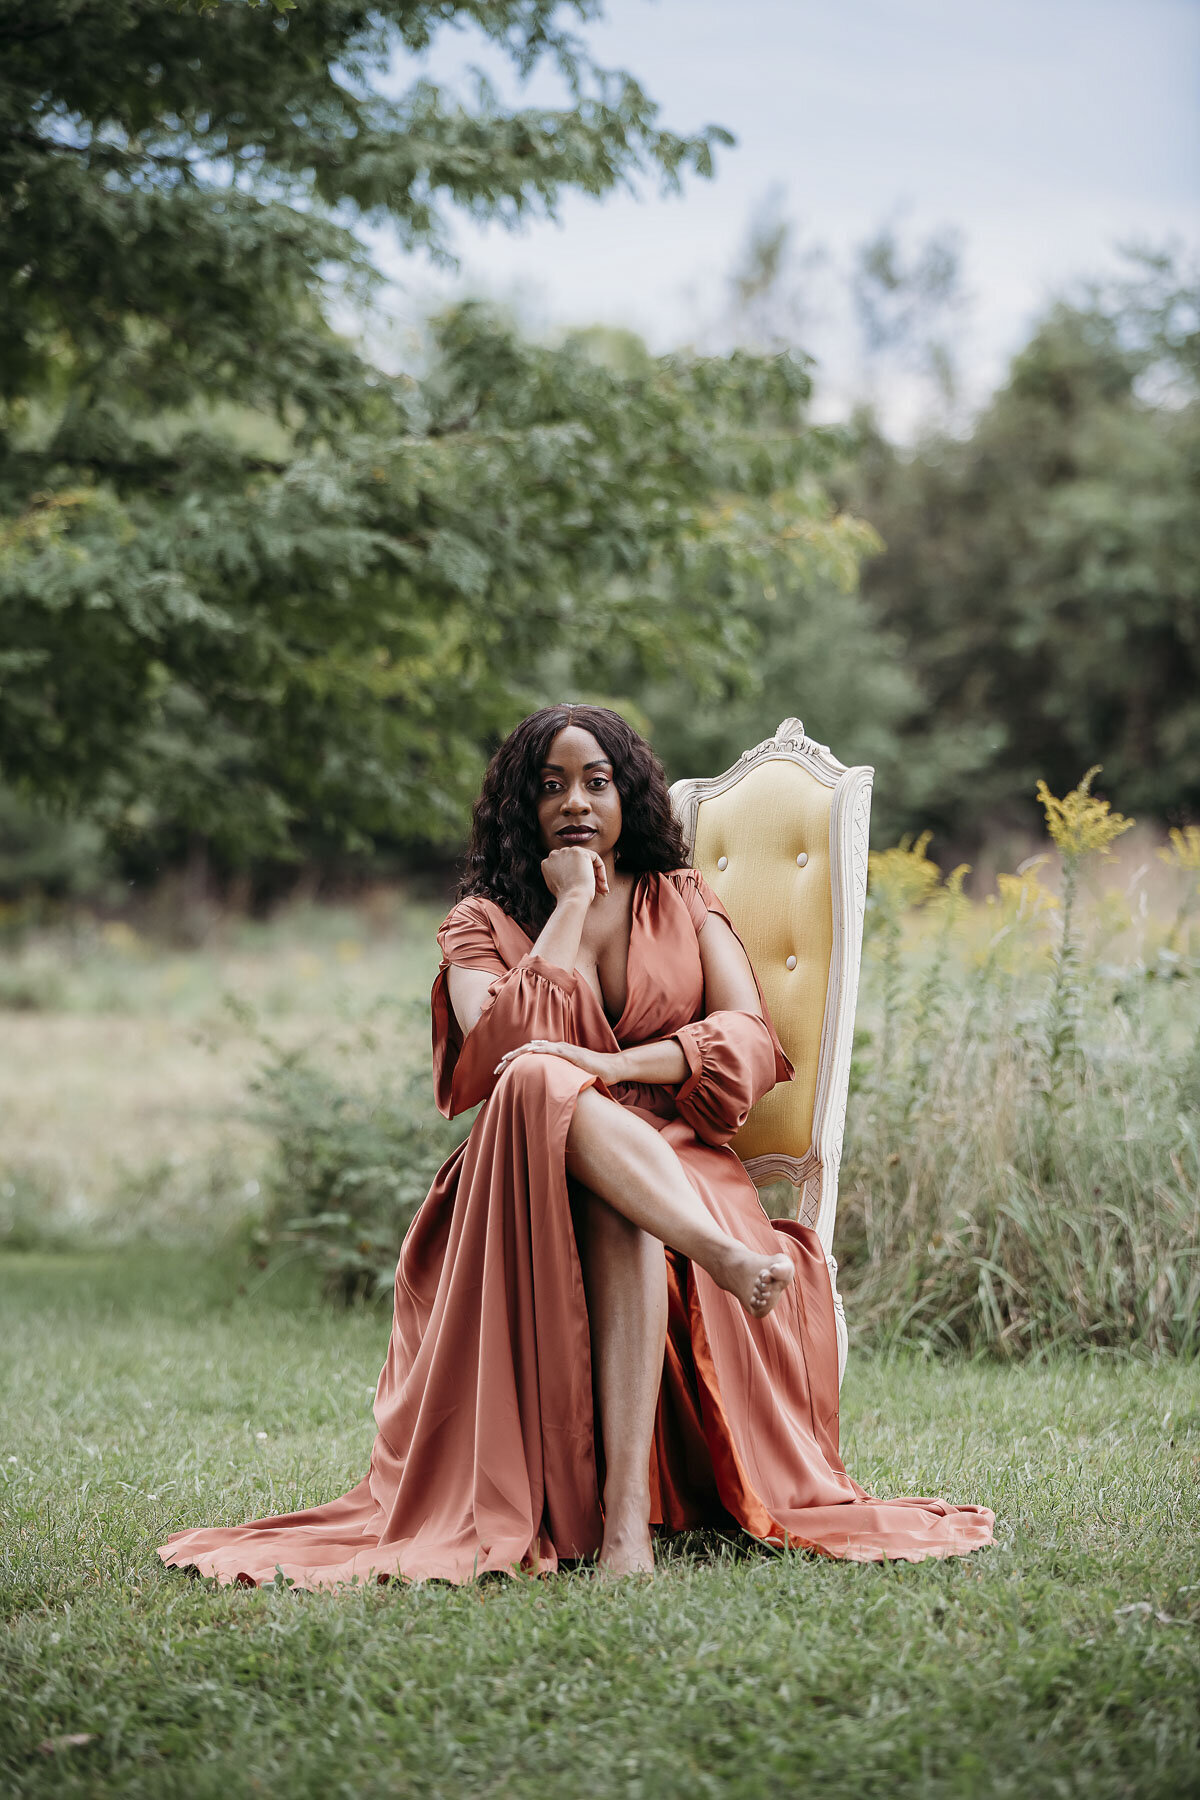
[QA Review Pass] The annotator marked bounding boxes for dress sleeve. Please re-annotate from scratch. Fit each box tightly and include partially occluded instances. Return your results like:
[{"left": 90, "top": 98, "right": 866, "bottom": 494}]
[
  {"left": 666, "top": 869, "right": 795, "bottom": 1148},
  {"left": 431, "top": 898, "right": 583, "bottom": 1118}
]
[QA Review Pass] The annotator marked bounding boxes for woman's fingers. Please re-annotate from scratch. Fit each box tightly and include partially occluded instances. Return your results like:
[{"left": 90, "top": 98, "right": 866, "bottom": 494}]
[
  {"left": 590, "top": 850, "right": 609, "bottom": 896},
  {"left": 494, "top": 1039, "right": 561, "bottom": 1075},
  {"left": 493, "top": 1040, "right": 605, "bottom": 1080},
  {"left": 541, "top": 845, "right": 598, "bottom": 902}
]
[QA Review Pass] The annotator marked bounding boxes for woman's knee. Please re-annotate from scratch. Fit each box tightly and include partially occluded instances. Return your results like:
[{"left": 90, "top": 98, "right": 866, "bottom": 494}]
[{"left": 493, "top": 1050, "right": 585, "bottom": 1108}]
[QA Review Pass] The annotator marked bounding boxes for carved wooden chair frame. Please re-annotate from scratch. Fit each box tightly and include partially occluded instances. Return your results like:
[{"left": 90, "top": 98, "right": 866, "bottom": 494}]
[{"left": 670, "top": 718, "right": 873, "bottom": 1384}]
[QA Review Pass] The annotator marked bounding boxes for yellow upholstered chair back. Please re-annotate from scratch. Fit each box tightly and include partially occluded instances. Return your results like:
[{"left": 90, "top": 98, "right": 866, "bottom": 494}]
[{"left": 670, "top": 719, "right": 873, "bottom": 1384}]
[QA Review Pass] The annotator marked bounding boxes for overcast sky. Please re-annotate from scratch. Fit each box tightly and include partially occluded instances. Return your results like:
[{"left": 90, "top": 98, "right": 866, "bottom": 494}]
[{"left": 364, "top": 0, "right": 1200, "bottom": 432}]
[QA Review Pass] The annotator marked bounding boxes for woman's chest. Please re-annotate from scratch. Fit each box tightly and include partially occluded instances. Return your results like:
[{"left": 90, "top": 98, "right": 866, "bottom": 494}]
[
  {"left": 575, "top": 891, "right": 635, "bottom": 1025},
  {"left": 571, "top": 878, "right": 706, "bottom": 1042}
]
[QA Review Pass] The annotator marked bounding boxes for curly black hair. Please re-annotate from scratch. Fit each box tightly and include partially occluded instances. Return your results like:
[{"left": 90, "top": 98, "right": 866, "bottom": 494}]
[{"left": 458, "top": 704, "right": 690, "bottom": 936}]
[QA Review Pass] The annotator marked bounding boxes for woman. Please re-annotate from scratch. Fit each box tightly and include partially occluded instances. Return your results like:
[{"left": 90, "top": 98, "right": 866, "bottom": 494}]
[{"left": 158, "top": 705, "right": 994, "bottom": 1588}]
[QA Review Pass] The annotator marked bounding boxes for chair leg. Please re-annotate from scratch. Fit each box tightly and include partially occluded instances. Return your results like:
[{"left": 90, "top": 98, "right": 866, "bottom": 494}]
[
  {"left": 825, "top": 1251, "right": 848, "bottom": 1388},
  {"left": 789, "top": 1182, "right": 848, "bottom": 1387}
]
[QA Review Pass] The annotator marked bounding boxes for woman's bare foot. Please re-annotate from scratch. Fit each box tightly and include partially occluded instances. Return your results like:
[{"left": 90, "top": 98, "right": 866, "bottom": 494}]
[
  {"left": 712, "top": 1244, "right": 795, "bottom": 1319},
  {"left": 597, "top": 1498, "right": 655, "bottom": 1577}
]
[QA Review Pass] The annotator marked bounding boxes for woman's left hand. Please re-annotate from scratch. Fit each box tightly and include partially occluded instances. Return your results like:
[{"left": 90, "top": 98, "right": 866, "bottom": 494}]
[{"left": 493, "top": 1040, "right": 626, "bottom": 1083}]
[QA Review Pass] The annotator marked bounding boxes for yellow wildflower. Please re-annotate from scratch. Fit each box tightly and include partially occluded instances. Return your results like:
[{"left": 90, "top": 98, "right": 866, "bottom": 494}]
[
  {"left": 101, "top": 920, "right": 141, "bottom": 954},
  {"left": 975, "top": 857, "right": 1060, "bottom": 973},
  {"left": 1035, "top": 766, "right": 1134, "bottom": 865},
  {"left": 1157, "top": 825, "right": 1200, "bottom": 873},
  {"left": 934, "top": 861, "right": 971, "bottom": 905},
  {"left": 986, "top": 857, "right": 1060, "bottom": 926},
  {"left": 1158, "top": 824, "right": 1200, "bottom": 954},
  {"left": 867, "top": 830, "right": 942, "bottom": 914},
  {"left": 920, "top": 862, "right": 973, "bottom": 938}
]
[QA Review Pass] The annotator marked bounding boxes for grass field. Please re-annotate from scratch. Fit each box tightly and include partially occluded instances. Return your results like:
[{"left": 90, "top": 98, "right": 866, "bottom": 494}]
[
  {"left": 2, "top": 1247, "right": 1198, "bottom": 1798},
  {"left": 2, "top": 837, "right": 1198, "bottom": 1794},
  {"left": 0, "top": 893, "right": 443, "bottom": 1249}
]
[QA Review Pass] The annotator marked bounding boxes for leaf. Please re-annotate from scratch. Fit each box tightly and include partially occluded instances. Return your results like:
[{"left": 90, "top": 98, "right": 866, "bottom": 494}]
[
  {"left": 38, "top": 1734, "right": 98, "bottom": 1755},
  {"left": 1113, "top": 1602, "right": 1181, "bottom": 1625}
]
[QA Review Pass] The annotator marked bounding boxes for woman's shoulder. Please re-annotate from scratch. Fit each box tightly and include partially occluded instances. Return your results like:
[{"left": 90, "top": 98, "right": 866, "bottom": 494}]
[
  {"left": 437, "top": 890, "right": 504, "bottom": 930},
  {"left": 436, "top": 892, "right": 526, "bottom": 969},
  {"left": 656, "top": 865, "right": 723, "bottom": 929},
  {"left": 658, "top": 865, "right": 701, "bottom": 895}
]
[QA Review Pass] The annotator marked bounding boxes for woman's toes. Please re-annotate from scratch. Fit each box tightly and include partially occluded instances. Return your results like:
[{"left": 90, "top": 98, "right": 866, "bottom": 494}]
[
  {"left": 751, "top": 1254, "right": 794, "bottom": 1317},
  {"left": 720, "top": 1245, "right": 795, "bottom": 1319}
]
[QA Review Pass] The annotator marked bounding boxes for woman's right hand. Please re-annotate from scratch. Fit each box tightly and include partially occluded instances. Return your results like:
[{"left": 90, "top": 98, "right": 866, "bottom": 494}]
[{"left": 540, "top": 845, "right": 609, "bottom": 904}]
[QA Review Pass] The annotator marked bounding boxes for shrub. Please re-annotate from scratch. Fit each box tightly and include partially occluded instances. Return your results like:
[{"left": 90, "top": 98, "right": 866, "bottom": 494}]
[{"left": 253, "top": 1042, "right": 464, "bottom": 1304}]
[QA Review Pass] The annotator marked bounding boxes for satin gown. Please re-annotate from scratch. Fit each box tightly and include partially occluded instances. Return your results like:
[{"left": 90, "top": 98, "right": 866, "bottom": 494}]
[{"left": 157, "top": 868, "right": 994, "bottom": 1588}]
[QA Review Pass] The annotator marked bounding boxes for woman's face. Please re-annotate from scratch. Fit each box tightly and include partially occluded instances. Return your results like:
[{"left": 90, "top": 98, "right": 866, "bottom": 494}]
[{"left": 535, "top": 725, "right": 623, "bottom": 859}]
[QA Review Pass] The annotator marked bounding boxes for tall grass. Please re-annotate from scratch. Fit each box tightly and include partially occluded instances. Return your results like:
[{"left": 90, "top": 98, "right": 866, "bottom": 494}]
[
  {"left": 0, "top": 893, "right": 441, "bottom": 1252},
  {"left": 840, "top": 776, "right": 1200, "bottom": 1357},
  {"left": 2, "top": 779, "right": 1196, "bottom": 1358}
]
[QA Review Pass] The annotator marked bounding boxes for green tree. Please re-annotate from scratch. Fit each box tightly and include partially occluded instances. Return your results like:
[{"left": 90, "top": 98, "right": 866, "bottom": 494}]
[
  {"left": 1, "top": 1, "right": 868, "bottom": 867},
  {"left": 624, "top": 198, "right": 925, "bottom": 813},
  {"left": 844, "top": 247, "right": 1200, "bottom": 846}
]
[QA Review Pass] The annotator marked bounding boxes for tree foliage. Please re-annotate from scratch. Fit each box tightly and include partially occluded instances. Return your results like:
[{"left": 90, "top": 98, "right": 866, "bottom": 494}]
[
  {"left": 685, "top": 213, "right": 1198, "bottom": 850},
  {"left": 6, "top": 7, "right": 1190, "bottom": 879},
  {"left": 1, "top": 0, "right": 866, "bottom": 865},
  {"left": 842, "top": 248, "right": 1200, "bottom": 845}
]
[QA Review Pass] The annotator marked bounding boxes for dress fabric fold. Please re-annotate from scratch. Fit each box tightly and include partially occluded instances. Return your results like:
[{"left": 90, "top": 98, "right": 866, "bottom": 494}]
[{"left": 157, "top": 867, "right": 994, "bottom": 1589}]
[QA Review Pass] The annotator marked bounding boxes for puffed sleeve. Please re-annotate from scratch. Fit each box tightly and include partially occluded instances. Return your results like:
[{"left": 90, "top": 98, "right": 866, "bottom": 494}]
[
  {"left": 672, "top": 1011, "right": 786, "bottom": 1147},
  {"left": 431, "top": 897, "right": 583, "bottom": 1118},
  {"left": 665, "top": 868, "right": 794, "bottom": 1147}
]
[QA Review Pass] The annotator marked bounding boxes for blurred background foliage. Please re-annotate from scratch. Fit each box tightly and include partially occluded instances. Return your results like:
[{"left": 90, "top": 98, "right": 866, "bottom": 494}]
[
  {"left": 3, "top": 776, "right": 1194, "bottom": 1358},
  {"left": 0, "top": 0, "right": 855, "bottom": 893},
  {"left": 2, "top": 0, "right": 1195, "bottom": 903}
]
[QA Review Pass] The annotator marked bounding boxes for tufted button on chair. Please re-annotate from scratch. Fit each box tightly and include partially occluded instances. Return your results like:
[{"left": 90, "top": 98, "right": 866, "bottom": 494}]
[{"left": 670, "top": 717, "right": 873, "bottom": 1385}]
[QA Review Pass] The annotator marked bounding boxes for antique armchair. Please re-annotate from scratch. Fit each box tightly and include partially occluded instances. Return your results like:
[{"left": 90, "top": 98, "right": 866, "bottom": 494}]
[{"left": 669, "top": 718, "right": 873, "bottom": 1386}]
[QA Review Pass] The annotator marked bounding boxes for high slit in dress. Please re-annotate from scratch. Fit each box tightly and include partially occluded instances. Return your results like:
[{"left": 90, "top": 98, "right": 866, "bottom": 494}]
[{"left": 157, "top": 867, "right": 995, "bottom": 1588}]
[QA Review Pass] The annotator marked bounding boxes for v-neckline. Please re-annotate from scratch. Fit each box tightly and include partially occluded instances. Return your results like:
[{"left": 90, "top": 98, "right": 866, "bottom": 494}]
[
  {"left": 516, "top": 871, "right": 644, "bottom": 1042},
  {"left": 593, "top": 871, "right": 642, "bottom": 1038}
]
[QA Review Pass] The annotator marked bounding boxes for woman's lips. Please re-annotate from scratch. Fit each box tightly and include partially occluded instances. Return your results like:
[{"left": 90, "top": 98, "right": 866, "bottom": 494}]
[{"left": 557, "top": 827, "right": 597, "bottom": 840}]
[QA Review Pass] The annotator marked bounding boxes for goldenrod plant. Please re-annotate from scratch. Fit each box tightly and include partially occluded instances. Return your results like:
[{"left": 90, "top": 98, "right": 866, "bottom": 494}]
[
  {"left": 864, "top": 830, "right": 941, "bottom": 1085},
  {"left": 1159, "top": 825, "right": 1200, "bottom": 962},
  {"left": 905, "top": 861, "right": 971, "bottom": 1126},
  {"left": 1036, "top": 766, "right": 1135, "bottom": 1099},
  {"left": 843, "top": 769, "right": 1197, "bottom": 1356}
]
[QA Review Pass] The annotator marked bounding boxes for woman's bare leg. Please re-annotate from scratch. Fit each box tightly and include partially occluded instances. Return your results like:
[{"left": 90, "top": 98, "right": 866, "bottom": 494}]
[
  {"left": 574, "top": 1191, "right": 666, "bottom": 1575},
  {"left": 566, "top": 1088, "right": 793, "bottom": 1319}
]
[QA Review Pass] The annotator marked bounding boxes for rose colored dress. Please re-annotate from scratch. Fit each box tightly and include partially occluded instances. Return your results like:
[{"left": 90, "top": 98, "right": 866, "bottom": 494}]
[{"left": 158, "top": 869, "right": 994, "bottom": 1588}]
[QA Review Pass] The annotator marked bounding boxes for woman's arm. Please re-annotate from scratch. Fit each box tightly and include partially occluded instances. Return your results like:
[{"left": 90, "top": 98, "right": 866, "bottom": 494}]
[
  {"left": 447, "top": 847, "right": 602, "bottom": 1039},
  {"left": 694, "top": 909, "right": 763, "bottom": 1016},
  {"left": 669, "top": 911, "right": 790, "bottom": 1145},
  {"left": 492, "top": 910, "right": 764, "bottom": 1086},
  {"left": 493, "top": 1031, "right": 689, "bottom": 1084}
]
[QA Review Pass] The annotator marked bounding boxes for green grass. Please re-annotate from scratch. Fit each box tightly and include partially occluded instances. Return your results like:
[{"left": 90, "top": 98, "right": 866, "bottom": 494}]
[
  {"left": 2, "top": 1251, "right": 1197, "bottom": 1798},
  {"left": 0, "top": 894, "right": 444, "bottom": 1251}
]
